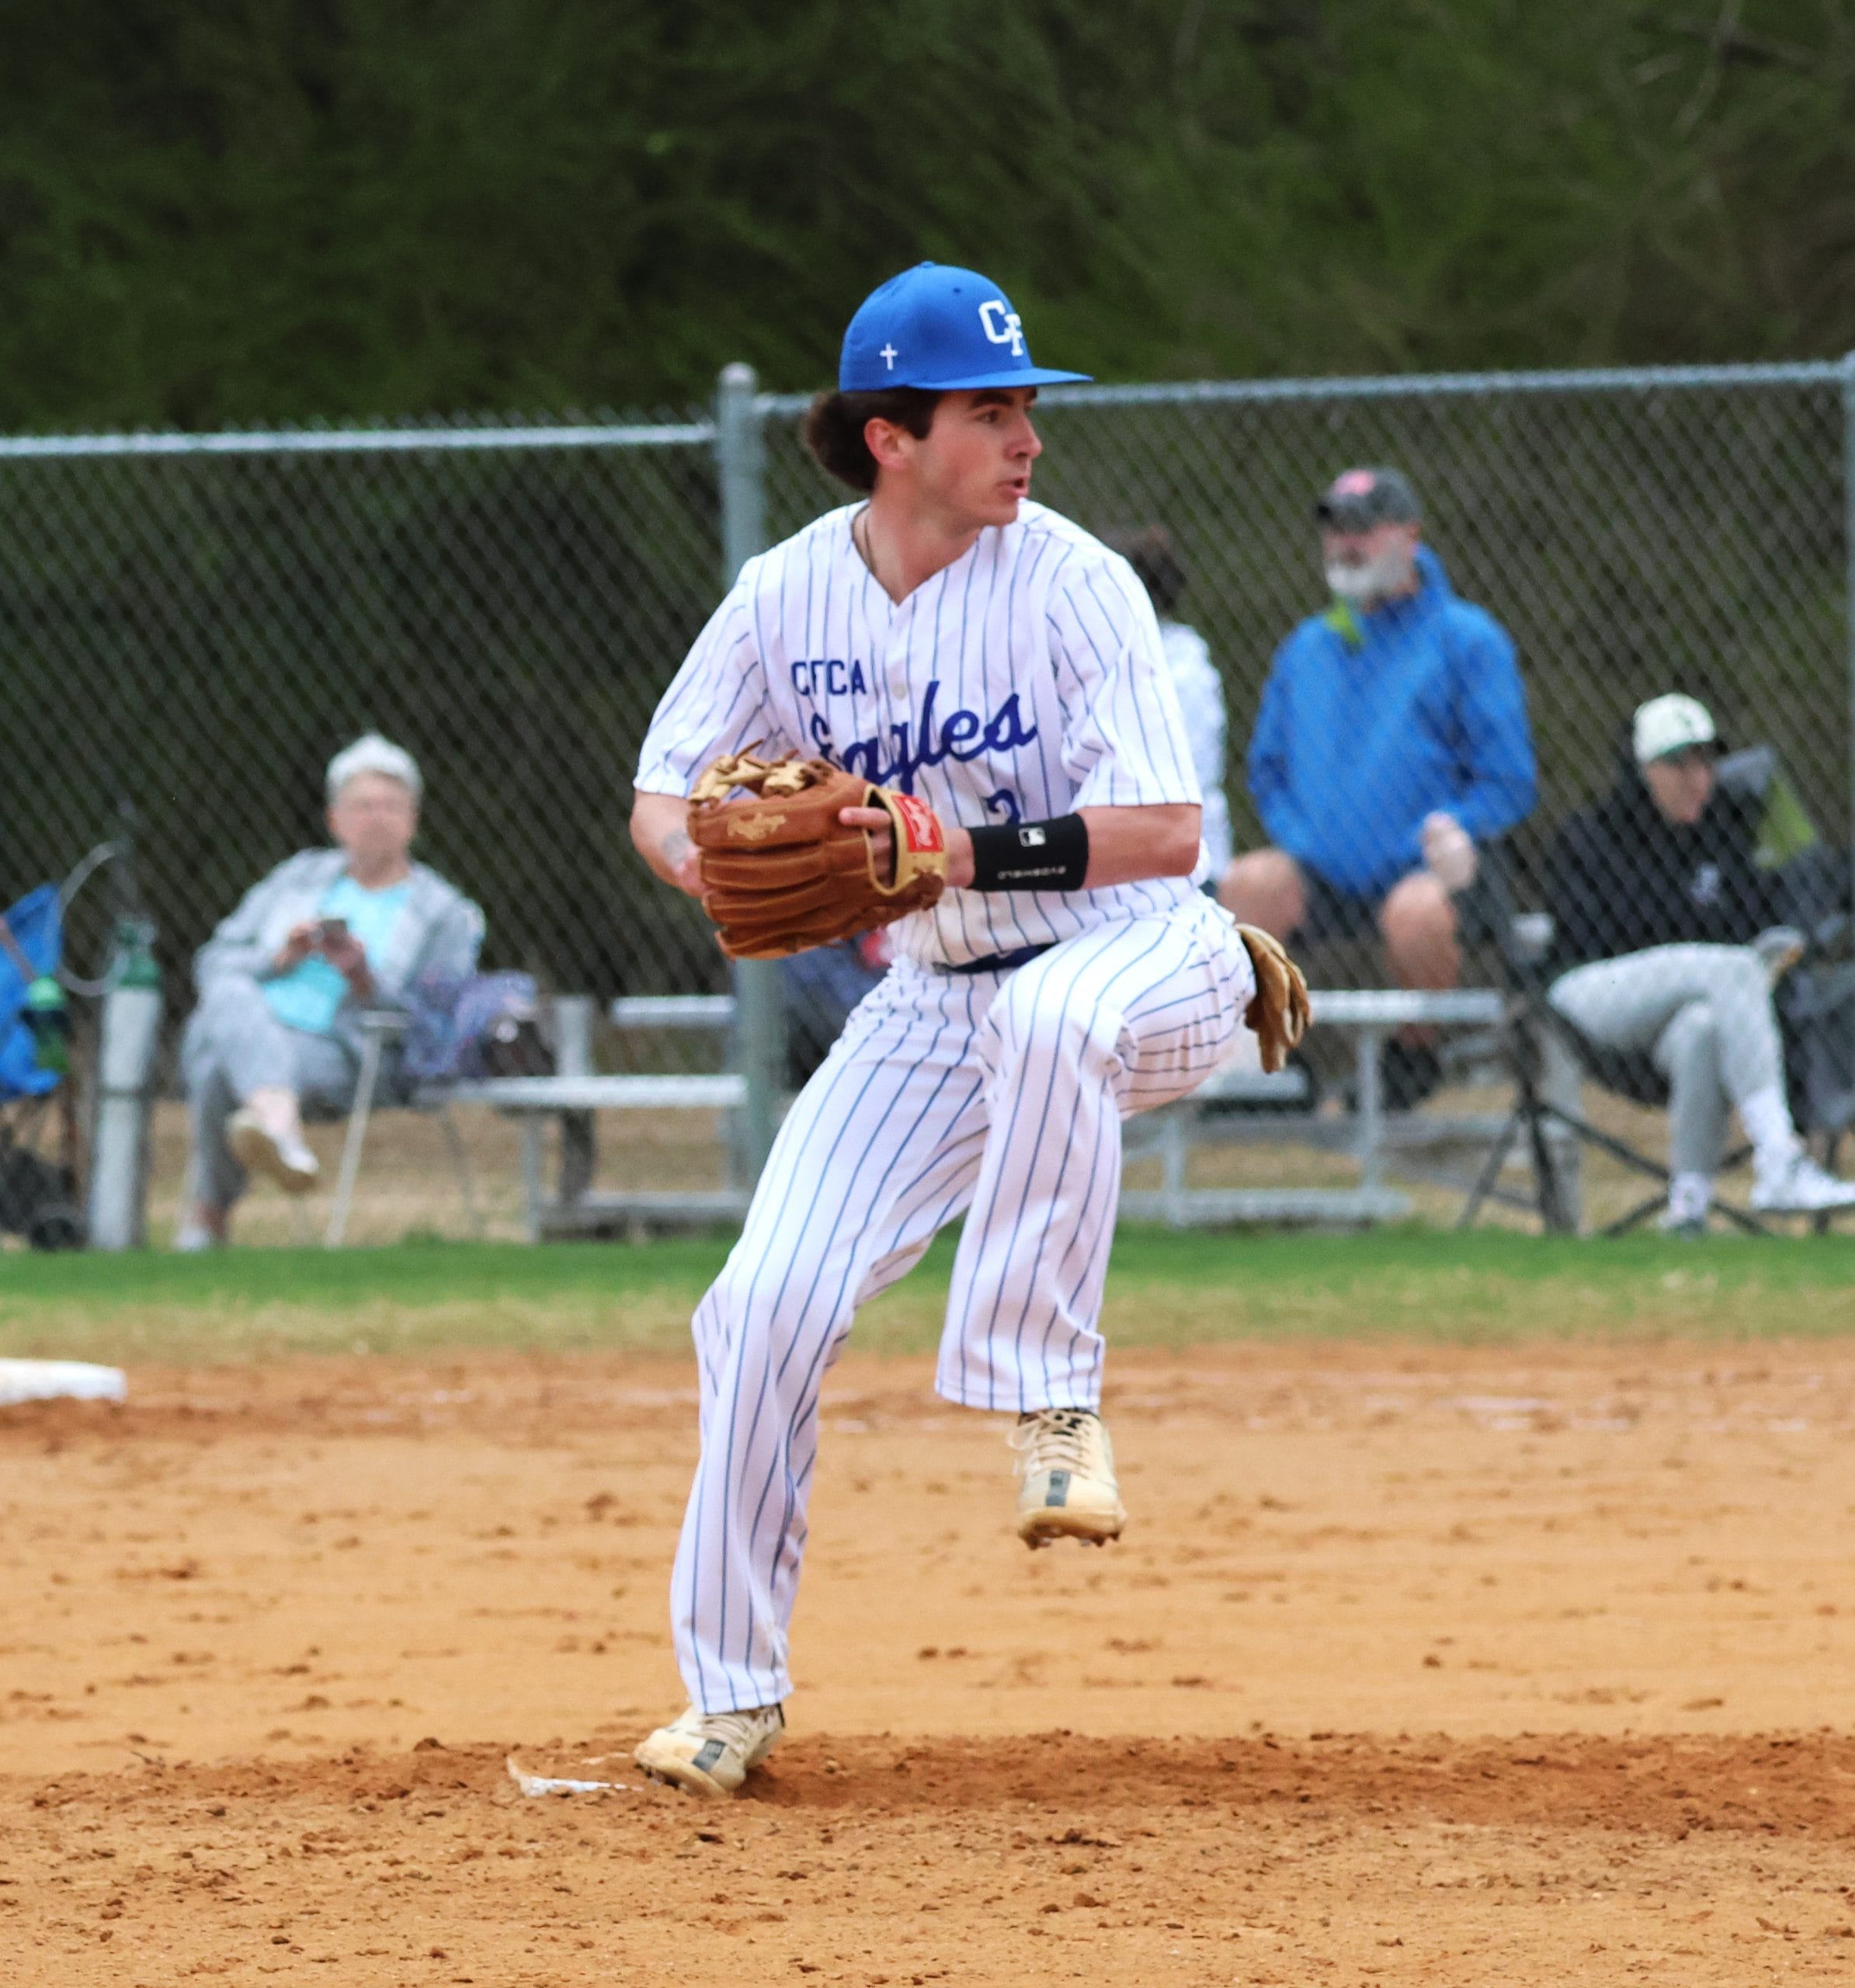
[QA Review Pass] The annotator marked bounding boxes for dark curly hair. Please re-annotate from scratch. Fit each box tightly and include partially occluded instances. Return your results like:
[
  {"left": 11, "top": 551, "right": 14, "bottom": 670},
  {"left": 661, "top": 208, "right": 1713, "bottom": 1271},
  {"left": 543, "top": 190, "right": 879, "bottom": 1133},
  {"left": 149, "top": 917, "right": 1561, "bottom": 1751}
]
[{"left": 802, "top": 388, "right": 943, "bottom": 493}]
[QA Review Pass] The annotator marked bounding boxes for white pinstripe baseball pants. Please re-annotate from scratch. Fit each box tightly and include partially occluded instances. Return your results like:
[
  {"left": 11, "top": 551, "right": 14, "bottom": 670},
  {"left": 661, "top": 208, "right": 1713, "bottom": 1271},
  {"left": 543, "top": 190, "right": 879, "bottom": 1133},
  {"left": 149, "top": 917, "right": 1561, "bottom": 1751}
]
[{"left": 671, "top": 895, "right": 1253, "bottom": 1712}]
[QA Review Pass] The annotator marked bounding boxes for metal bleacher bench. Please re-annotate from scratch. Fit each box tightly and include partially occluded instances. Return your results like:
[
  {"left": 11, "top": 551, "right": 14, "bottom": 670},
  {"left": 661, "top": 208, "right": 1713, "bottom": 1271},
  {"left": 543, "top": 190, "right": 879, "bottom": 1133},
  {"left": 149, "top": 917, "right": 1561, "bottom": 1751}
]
[
  {"left": 437, "top": 994, "right": 749, "bottom": 1241},
  {"left": 590, "top": 986, "right": 1513, "bottom": 1232},
  {"left": 332, "top": 985, "right": 1517, "bottom": 1243},
  {"left": 328, "top": 998, "right": 749, "bottom": 1246},
  {"left": 439, "top": 1072, "right": 749, "bottom": 1240},
  {"left": 1120, "top": 986, "right": 1506, "bottom": 1227}
]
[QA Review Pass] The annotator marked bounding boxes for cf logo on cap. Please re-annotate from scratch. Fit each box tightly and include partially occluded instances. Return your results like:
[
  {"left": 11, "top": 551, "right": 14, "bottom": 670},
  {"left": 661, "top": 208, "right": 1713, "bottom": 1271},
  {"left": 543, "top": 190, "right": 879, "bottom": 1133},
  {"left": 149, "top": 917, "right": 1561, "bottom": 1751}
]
[{"left": 978, "top": 300, "right": 1025, "bottom": 357}]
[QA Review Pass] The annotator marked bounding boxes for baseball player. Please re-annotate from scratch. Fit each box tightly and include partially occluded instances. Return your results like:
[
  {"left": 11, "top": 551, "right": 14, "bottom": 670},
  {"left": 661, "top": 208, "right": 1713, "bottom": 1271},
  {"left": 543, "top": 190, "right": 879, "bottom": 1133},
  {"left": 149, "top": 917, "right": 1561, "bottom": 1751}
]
[{"left": 627, "top": 262, "right": 1289, "bottom": 1798}]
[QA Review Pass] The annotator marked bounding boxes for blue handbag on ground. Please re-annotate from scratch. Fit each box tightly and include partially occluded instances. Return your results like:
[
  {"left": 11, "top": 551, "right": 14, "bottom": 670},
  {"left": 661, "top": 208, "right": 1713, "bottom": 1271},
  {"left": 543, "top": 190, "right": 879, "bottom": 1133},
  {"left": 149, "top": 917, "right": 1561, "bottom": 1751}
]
[{"left": 401, "top": 970, "right": 552, "bottom": 1083}]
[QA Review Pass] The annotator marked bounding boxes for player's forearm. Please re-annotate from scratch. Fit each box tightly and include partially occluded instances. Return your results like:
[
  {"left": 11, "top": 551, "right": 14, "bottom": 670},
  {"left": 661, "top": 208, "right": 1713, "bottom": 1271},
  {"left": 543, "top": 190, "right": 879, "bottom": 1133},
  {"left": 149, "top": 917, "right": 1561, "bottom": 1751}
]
[
  {"left": 1077, "top": 804, "right": 1201, "bottom": 889},
  {"left": 630, "top": 791, "right": 703, "bottom": 898},
  {"left": 943, "top": 803, "right": 1200, "bottom": 892}
]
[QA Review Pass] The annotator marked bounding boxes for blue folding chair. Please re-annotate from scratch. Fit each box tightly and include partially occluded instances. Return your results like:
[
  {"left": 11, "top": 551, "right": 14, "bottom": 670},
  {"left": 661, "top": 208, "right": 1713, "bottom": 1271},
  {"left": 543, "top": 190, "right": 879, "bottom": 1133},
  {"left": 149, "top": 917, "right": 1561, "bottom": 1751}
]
[{"left": 0, "top": 885, "right": 84, "bottom": 1249}]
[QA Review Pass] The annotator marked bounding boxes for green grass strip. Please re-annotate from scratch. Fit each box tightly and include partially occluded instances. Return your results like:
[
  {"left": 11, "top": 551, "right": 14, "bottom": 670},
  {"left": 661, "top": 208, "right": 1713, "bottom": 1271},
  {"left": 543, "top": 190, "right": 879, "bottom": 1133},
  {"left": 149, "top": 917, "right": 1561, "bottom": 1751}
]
[{"left": 2, "top": 1225, "right": 1853, "bottom": 1363}]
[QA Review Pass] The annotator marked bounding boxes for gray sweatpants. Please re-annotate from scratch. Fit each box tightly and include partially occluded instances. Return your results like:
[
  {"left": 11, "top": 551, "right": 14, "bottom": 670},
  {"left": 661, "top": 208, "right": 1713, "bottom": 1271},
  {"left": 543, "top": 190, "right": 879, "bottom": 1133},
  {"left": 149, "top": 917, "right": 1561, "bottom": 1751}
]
[
  {"left": 1548, "top": 944, "right": 1783, "bottom": 1178},
  {"left": 180, "top": 977, "right": 359, "bottom": 1211}
]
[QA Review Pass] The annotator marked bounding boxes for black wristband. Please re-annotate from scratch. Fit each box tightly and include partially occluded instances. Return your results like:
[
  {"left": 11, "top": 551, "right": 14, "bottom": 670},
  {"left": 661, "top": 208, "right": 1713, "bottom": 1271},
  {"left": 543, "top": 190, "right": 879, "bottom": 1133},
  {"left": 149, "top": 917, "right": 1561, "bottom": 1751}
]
[{"left": 967, "top": 814, "right": 1089, "bottom": 892}]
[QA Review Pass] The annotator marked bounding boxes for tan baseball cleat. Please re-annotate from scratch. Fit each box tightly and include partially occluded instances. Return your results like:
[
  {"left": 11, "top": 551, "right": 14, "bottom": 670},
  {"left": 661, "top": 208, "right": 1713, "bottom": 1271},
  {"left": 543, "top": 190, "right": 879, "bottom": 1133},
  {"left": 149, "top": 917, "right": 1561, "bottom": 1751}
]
[
  {"left": 1012, "top": 1407, "right": 1126, "bottom": 1548},
  {"left": 634, "top": 1702, "right": 785, "bottom": 1799}
]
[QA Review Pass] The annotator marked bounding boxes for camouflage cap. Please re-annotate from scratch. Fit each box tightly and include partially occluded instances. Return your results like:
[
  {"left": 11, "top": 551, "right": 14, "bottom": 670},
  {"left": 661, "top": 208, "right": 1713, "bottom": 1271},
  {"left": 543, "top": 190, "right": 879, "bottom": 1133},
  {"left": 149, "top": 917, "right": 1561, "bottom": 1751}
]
[{"left": 1314, "top": 466, "right": 1422, "bottom": 532}]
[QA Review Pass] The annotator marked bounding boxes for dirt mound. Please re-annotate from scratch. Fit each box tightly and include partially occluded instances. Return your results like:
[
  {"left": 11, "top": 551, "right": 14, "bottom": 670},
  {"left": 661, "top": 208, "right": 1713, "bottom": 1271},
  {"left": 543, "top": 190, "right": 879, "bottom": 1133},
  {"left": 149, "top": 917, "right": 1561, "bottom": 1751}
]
[
  {"left": 6, "top": 1340, "right": 1855, "bottom": 1984},
  {"left": 10, "top": 1732, "right": 1855, "bottom": 1986},
  {"left": 34, "top": 1728, "right": 1851, "bottom": 1836},
  {"left": 740, "top": 1730, "right": 1855, "bottom": 1835}
]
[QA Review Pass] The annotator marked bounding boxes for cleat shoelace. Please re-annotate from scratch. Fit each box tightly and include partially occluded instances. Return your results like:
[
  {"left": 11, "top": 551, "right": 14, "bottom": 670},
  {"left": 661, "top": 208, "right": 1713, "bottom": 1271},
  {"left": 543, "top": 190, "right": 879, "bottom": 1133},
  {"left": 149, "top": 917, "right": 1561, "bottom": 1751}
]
[
  {"left": 690, "top": 1707, "right": 778, "bottom": 1753},
  {"left": 1010, "top": 1408, "right": 1106, "bottom": 1481}
]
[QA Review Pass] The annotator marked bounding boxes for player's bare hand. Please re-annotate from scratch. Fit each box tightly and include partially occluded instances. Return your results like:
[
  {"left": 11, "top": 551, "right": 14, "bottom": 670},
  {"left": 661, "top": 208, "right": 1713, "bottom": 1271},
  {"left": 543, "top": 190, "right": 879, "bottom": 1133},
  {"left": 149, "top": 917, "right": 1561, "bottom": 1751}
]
[
  {"left": 839, "top": 806, "right": 974, "bottom": 890},
  {"left": 839, "top": 805, "right": 895, "bottom": 881}
]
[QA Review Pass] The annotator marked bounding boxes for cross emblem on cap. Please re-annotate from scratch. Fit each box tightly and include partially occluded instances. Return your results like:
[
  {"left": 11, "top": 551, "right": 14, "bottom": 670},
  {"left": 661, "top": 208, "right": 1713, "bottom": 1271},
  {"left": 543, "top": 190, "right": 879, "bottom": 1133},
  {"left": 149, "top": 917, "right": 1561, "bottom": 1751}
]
[{"left": 880, "top": 343, "right": 898, "bottom": 369}]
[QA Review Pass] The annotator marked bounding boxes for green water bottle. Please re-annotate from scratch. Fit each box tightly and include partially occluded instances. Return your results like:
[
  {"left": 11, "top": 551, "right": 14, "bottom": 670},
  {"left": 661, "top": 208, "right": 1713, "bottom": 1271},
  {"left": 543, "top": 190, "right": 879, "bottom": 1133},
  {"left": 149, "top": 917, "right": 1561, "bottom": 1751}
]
[
  {"left": 110, "top": 920, "right": 162, "bottom": 994},
  {"left": 24, "top": 973, "right": 70, "bottom": 1076}
]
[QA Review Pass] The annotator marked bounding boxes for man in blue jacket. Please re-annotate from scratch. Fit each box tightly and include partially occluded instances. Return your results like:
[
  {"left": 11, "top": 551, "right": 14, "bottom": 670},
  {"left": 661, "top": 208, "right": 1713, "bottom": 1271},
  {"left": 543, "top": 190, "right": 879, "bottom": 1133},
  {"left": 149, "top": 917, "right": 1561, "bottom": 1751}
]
[{"left": 1221, "top": 467, "right": 1536, "bottom": 1102}]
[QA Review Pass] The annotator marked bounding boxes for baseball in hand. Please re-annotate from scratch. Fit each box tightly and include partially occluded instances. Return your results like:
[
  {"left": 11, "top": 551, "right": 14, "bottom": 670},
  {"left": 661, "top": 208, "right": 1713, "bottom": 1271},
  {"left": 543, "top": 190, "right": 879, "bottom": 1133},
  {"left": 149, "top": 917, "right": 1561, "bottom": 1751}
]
[{"left": 1421, "top": 812, "right": 1478, "bottom": 892}]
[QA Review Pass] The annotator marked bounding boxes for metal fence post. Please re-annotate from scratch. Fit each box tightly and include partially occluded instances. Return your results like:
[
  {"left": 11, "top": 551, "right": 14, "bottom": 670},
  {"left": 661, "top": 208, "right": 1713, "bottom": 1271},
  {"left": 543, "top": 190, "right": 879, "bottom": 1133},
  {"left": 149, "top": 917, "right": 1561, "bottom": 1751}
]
[
  {"left": 1845, "top": 353, "right": 1855, "bottom": 964},
  {"left": 716, "top": 362, "right": 781, "bottom": 1179},
  {"left": 85, "top": 919, "right": 162, "bottom": 1251},
  {"left": 1839, "top": 348, "right": 1855, "bottom": 1181}
]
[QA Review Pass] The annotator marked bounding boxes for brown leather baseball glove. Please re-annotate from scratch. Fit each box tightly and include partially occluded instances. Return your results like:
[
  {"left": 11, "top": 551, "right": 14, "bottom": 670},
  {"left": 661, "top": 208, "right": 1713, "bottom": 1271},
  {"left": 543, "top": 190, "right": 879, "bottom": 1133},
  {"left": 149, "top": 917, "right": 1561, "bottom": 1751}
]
[
  {"left": 687, "top": 752, "right": 949, "bottom": 960},
  {"left": 1235, "top": 923, "right": 1312, "bottom": 1073}
]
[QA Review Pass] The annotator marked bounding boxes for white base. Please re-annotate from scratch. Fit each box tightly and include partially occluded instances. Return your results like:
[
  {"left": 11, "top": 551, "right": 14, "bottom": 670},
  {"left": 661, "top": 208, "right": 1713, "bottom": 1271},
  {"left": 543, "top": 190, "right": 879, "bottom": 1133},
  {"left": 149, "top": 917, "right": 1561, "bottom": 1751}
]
[
  {"left": 505, "top": 1755, "right": 630, "bottom": 1797},
  {"left": 0, "top": 1359, "right": 127, "bottom": 1406}
]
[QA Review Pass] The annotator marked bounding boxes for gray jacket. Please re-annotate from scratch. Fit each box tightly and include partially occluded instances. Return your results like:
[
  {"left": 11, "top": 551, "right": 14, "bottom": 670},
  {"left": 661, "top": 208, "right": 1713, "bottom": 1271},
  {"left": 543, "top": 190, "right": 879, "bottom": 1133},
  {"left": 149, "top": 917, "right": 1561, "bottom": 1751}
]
[{"left": 193, "top": 850, "right": 485, "bottom": 1057}]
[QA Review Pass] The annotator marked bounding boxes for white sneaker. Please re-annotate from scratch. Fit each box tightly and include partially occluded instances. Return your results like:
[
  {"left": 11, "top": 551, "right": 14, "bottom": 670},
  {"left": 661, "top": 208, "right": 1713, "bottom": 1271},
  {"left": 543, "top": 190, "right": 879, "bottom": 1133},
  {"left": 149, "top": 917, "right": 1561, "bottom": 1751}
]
[
  {"left": 1749, "top": 1150, "right": 1855, "bottom": 1215},
  {"left": 228, "top": 1108, "right": 319, "bottom": 1195},
  {"left": 634, "top": 1703, "right": 784, "bottom": 1799},
  {"left": 1012, "top": 1407, "right": 1126, "bottom": 1548},
  {"left": 1660, "top": 1173, "right": 1711, "bottom": 1237},
  {"left": 172, "top": 1221, "right": 221, "bottom": 1253}
]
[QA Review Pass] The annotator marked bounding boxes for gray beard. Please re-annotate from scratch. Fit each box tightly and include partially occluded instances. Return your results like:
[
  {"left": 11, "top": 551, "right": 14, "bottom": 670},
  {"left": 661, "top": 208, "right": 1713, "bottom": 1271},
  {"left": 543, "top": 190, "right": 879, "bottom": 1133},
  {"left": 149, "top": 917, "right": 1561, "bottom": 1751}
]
[{"left": 1325, "top": 550, "right": 1411, "bottom": 604}]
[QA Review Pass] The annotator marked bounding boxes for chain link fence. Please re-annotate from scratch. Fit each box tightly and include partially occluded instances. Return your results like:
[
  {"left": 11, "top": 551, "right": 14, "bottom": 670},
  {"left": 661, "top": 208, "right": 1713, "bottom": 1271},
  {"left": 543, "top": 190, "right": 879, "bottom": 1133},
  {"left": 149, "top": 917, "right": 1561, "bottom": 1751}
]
[
  {"left": 766, "top": 363, "right": 1853, "bottom": 871},
  {"left": 0, "top": 416, "right": 735, "bottom": 1003},
  {"left": 4, "top": 360, "right": 1851, "bottom": 1242}
]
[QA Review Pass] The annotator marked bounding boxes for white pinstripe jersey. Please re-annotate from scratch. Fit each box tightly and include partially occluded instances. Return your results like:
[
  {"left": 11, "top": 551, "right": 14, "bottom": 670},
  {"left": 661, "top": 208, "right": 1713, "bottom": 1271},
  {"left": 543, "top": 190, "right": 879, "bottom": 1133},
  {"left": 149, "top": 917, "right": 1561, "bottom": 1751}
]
[{"left": 637, "top": 500, "right": 1204, "bottom": 968}]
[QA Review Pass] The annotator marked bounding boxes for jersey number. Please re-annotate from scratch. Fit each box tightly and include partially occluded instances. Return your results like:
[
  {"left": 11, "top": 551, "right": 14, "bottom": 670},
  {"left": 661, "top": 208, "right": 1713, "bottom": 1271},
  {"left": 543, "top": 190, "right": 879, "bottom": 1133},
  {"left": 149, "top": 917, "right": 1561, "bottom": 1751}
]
[{"left": 982, "top": 788, "right": 1021, "bottom": 824}]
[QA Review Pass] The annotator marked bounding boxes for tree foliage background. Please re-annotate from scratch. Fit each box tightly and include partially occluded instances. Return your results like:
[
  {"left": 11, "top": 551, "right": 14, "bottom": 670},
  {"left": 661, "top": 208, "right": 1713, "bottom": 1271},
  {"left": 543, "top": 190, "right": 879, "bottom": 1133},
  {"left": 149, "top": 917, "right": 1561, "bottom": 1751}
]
[{"left": 4, "top": 0, "right": 1854, "bottom": 429}]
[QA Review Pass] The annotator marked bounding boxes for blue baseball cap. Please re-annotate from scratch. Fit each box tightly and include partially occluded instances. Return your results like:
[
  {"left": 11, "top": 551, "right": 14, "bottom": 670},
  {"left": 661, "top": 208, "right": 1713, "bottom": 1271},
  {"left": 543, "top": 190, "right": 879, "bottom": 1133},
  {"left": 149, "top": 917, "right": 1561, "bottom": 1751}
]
[{"left": 839, "top": 262, "right": 1091, "bottom": 393}]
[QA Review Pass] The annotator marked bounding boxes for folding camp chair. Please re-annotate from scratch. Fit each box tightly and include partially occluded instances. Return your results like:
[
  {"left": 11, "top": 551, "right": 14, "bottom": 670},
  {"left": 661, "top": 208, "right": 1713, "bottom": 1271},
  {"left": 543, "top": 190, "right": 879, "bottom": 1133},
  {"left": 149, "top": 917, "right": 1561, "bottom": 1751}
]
[
  {"left": 1462, "top": 747, "right": 1846, "bottom": 1236},
  {"left": 0, "top": 885, "right": 84, "bottom": 1249}
]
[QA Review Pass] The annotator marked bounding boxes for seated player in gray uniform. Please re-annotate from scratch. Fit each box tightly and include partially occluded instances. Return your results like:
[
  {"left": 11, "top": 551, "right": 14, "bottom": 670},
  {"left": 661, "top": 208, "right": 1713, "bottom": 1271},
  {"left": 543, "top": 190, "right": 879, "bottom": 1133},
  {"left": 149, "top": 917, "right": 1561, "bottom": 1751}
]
[
  {"left": 175, "top": 734, "right": 483, "bottom": 1248},
  {"left": 1544, "top": 692, "right": 1855, "bottom": 1232}
]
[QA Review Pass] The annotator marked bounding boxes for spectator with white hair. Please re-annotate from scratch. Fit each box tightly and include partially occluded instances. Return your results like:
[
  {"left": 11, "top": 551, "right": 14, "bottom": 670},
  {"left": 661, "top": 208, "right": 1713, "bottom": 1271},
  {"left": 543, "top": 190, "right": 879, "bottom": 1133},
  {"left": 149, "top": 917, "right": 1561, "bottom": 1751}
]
[{"left": 175, "top": 733, "right": 484, "bottom": 1249}]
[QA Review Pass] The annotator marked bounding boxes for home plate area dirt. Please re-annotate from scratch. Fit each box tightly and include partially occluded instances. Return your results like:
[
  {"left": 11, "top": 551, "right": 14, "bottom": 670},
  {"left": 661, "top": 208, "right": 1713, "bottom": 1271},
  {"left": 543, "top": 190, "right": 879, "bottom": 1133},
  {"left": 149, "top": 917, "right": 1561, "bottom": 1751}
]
[{"left": 4, "top": 1341, "right": 1855, "bottom": 1983}]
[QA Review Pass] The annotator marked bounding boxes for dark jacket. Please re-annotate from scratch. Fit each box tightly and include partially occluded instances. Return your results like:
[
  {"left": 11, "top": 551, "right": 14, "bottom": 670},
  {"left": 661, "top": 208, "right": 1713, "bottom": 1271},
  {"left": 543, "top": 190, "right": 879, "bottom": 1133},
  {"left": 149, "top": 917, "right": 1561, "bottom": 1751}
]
[{"left": 1545, "top": 752, "right": 1783, "bottom": 974}]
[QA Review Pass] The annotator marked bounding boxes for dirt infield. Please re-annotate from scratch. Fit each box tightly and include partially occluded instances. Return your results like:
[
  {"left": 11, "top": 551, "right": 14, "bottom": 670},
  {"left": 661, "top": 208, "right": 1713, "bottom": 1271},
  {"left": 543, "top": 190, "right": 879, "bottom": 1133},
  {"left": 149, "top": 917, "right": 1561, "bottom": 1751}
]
[{"left": 5, "top": 1339, "right": 1855, "bottom": 1983}]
